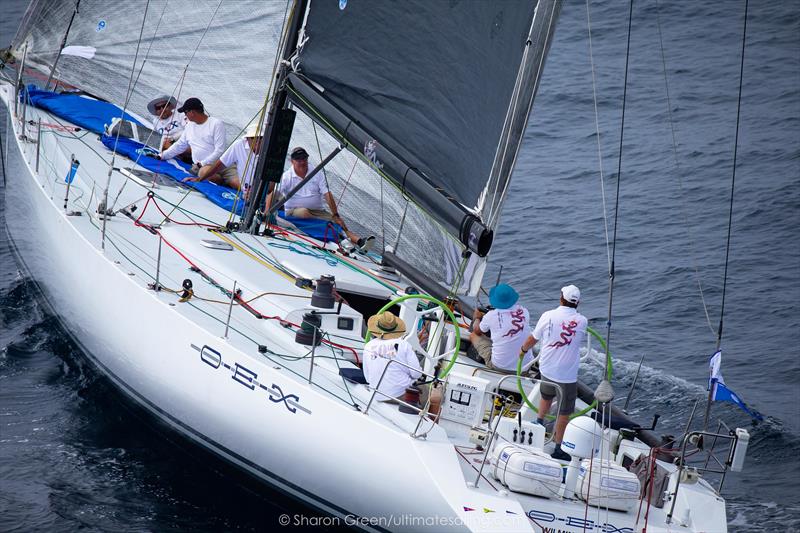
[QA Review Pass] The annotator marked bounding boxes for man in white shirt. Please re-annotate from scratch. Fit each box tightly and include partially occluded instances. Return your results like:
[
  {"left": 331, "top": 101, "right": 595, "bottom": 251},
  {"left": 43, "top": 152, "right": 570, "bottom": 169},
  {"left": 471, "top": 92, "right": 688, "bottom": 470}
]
[
  {"left": 266, "top": 146, "right": 373, "bottom": 248},
  {"left": 519, "top": 285, "right": 588, "bottom": 461},
  {"left": 158, "top": 97, "right": 237, "bottom": 186},
  {"left": 184, "top": 122, "right": 262, "bottom": 196},
  {"left": 362, "top": 311, "right": 422, "bottom": 402},
  {"left": 471, "top": 283, "right": 534, "bottom": 372},
  {"left": 147, "top": 95, "right": 186, "bottom": 153}
]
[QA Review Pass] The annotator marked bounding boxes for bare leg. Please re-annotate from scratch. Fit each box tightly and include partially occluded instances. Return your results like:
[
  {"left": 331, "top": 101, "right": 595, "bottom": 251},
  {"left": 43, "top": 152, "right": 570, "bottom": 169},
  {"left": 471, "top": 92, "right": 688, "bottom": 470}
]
[
  {"left": 539, "top": 396, "right": 554, "bottom": 421},
  {"left": 554, "top": 414, "right": 570, "bottom": 444}
]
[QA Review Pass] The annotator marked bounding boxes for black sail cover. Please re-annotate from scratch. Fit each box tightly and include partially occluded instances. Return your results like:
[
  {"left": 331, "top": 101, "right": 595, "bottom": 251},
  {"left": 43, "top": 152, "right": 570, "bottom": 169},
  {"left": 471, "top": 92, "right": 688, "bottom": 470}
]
[{"left": 288, "top": 0, "right": 560, "bottom": 251}]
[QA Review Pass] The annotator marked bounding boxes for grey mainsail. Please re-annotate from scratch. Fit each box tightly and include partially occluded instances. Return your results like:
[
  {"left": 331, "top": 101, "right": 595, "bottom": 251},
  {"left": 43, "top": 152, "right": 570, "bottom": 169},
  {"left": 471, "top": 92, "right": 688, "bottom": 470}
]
[{"left": 286, "top": 0, "right": 561, "bottom": 258}]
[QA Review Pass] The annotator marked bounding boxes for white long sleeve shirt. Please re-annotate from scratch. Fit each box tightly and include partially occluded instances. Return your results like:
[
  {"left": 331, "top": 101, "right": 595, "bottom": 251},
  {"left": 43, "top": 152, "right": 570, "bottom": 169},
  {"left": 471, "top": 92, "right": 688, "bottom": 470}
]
[
  {"left": 362, "top": 338, "right": 421, "bottom": 400},
  {"left": 161, "top": 116, "right": 226, "bottom": 166}
]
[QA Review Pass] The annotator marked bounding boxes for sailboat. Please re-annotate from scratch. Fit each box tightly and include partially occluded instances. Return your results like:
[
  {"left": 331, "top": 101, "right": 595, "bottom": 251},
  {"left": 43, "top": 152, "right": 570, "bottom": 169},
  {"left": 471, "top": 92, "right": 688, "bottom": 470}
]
[{"left": 1, "top": 1, "right": 751, "bottom": 531}]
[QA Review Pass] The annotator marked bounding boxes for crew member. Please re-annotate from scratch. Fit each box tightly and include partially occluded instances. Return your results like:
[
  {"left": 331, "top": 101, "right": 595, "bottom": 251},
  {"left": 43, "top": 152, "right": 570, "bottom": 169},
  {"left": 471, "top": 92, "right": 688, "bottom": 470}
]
[
  {"left": 519, "top": 284, "right": 587, "bottom": 461},
  {"left": 159, "top": 97, "right": 235, "bottom": 186},
  {"left": 471, "top": 283, "right": 534, "bottom": 373},
  {"left": 267, "top": 146, "right": 373, "bottom": 249},
  {"left": 184, "top": 122, "right": 263, "bottom": 196},
  {"left": 362, "top": 311, "right": 422, "bottom": 402}
]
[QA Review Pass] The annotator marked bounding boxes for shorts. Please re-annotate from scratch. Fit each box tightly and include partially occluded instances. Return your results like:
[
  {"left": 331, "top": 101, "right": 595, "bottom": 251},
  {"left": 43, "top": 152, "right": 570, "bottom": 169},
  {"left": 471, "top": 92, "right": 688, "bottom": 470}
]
[
  {"left": 285, "top": 207, "right": 332, "bottom": 221},
  {"left": 539, "top": 376, "right": 578, "bottom": 415},
  {"left": 218, "top": 164, "right": 239, "bottom": 186},
  {"left": 469, "top": 334, "right": 493, "bottom": 365}
]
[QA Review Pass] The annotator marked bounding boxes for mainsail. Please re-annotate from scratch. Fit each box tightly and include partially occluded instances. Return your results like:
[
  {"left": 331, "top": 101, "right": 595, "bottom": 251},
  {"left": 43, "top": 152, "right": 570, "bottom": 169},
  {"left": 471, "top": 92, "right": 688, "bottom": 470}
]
[{"left": 285, "top": 0, "right": 561, "bottom": 257}]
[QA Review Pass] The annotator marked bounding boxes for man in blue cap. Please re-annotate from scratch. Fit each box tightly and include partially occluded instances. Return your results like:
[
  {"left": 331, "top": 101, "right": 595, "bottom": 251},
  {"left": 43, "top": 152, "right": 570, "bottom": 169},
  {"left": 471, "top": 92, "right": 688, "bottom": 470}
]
[{"left": 470, "top": 283, "right": 534, "bottom": 372}]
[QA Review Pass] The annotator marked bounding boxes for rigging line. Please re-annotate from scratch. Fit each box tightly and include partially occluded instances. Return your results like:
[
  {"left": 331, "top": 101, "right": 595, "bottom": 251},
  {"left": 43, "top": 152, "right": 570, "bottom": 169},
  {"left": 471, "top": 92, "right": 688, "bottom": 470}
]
[
  {"left": 102, "top": 0, "right": 151, "bottom": 251},
  {"left": 311, "top": 120, "right": 328, "bottom": 188},
  {"left": 211, "top": 230, "right": 299, "bottom": 284},
  {"left": 0, "top": 113, "right": 5, "bottom": 187},
  {"left": 654, "top": 0, "right": 716, "bottom": 337},
  {"left": 380, "top": 166, "right": 385, "bottom": 250},
  {"left": 716, "top": 0, "right": 749, "bottom": 350},
  {"left": 223, "top": 105, "right": 270, "bottom": 222},
  {"left": 106, "top": 0, "right": 170, "bottom": 211},
  {"left": 585, "top": 0, "right": 612, "bottom": 273},
  {"left": 485, "top": 4, "right": 559, "bottom": 229},
  {"left": 604, "top": 0, "right": 634, "bottom": 375},
  {"left": 175, "top": 0, "right": 224, "bottom": 104}
]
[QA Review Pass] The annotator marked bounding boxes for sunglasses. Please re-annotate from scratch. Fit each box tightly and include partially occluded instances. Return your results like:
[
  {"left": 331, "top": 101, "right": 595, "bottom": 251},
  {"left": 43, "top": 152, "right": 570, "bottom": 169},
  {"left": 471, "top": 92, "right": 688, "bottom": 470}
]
[{"left": 154, "top": 103, "right": 167, "bottom": 110}]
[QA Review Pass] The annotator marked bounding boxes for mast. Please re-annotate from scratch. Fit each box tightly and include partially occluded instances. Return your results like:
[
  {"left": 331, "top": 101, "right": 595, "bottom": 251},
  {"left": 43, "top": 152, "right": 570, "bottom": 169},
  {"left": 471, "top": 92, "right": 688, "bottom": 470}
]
[{"left": 243, "top": 0, "right": 308, "bottom": 232}]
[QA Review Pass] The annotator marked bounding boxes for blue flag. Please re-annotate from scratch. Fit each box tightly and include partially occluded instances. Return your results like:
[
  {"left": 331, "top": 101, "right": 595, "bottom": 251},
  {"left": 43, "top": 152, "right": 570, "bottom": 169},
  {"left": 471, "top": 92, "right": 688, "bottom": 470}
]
[{"left": 708, "top": 350, "right": 763, "bottom": 421}]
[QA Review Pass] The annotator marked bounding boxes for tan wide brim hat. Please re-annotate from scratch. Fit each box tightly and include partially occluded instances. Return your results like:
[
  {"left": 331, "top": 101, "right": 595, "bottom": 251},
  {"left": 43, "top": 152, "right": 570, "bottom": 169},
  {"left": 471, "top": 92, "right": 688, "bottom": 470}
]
[{"left": 367, "top": 311, "right": 407, "bottom": 340}]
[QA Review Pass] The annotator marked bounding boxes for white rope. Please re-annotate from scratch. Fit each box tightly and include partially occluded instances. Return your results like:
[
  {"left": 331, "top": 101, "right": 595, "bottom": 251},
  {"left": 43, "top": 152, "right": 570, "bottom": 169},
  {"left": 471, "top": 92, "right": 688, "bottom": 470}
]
[{"left": 586, "top": 0, "right": 612, "bottom": 273}]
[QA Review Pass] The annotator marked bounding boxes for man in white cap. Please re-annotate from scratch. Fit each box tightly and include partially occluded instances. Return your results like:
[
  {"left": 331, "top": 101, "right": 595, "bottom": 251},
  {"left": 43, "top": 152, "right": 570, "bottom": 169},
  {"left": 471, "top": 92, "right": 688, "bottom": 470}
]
[
  {"left": 519, "top": 284, "right": 587, "bottom": 461},
  {"left": 184, "top": 122, "right": 263, "bottom": 194},
  {"left": 362, "top": 311, "right": 422, "bottom": 403}
]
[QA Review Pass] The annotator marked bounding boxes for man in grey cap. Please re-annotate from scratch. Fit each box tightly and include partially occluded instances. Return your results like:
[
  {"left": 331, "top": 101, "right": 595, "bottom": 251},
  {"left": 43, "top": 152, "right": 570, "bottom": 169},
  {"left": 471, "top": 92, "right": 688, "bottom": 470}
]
[
  {"left": 146, "top": 95, "right": 186, "bottom": 154},
  {"left": 519, "top": 284, "right": 587, "bottom": 461},
  {"left": 266, "top": 146, "right": 373, "bottom": 249}
]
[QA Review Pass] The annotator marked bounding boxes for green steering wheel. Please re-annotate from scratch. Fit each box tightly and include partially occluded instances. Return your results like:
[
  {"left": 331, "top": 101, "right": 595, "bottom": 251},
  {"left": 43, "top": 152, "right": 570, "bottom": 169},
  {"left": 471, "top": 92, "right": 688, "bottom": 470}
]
[
  {"left": 365, "top": 293, "right": 461, "bottom": 378},
  {"left": 516, "top": 326, "right": 613, "bottom": 420}
]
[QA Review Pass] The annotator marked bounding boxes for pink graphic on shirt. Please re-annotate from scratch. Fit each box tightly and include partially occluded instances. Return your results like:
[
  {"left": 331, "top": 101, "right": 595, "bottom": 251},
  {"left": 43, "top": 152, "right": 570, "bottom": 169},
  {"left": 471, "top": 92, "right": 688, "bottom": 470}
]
[
  {"left": 503, "top": 308, "right": 526, "bottom": 338},
  {"left": 547, "top": 320, "right": 578, "bottom": 348}
]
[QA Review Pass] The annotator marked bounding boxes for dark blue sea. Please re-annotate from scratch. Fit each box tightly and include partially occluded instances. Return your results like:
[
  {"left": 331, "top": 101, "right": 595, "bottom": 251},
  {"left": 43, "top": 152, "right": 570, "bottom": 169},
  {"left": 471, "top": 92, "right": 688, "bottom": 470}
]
[{"left": 1, "top": 1, "right": 798, "bottom": 531}]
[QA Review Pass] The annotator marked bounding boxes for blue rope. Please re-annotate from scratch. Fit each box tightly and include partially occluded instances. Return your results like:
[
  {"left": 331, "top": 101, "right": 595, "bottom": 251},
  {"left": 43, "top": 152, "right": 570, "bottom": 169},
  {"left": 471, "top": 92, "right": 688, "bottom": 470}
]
[{"left": 268, "top": 242, "right": 338, "bottom": 267}]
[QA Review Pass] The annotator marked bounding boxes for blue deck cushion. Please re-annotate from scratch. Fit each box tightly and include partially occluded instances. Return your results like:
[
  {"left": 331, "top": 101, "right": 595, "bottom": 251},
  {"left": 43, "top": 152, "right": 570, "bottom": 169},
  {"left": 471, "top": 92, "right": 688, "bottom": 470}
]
[
  {"left": 25, "top": 85, "right": 142, "bottom": 134},
  {"left": 23, "top": 85, "right": 343, "bottom": 239},
  {"left": 100, "top": 134, "right": 247, "bottom": 216},
  {"left": 100, "top": 136, "right": 344, "bottom": 240}
]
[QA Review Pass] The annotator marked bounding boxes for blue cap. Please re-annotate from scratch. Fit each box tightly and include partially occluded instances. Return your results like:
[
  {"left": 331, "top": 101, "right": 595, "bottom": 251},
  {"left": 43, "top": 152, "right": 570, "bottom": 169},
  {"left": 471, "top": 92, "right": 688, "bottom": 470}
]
[{"left": 489, "top": 283, "right": 519, "bottom": 309}]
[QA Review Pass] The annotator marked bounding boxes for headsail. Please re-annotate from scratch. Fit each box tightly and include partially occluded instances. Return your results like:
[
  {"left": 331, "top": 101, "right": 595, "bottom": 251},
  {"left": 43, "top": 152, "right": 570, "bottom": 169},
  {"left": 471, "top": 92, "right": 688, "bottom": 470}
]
[
  {"left": 11, "top": 0, "right": 287, "bottom": 136},
  {"left": 285, "top": 0, "right": 561, "bottom": 256}
]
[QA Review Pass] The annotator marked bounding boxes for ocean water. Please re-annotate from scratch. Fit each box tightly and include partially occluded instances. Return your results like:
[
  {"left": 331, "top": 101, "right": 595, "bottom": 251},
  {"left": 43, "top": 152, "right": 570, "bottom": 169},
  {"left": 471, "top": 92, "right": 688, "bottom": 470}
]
[{"left": 1, "top": 1, "right": 798, "bottom": 532}]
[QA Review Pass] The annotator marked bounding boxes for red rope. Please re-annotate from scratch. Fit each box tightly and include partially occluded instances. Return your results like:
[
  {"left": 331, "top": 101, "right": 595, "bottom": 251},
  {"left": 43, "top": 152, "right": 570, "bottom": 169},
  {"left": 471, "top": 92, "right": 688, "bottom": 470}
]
[{"left": 132, "top": 203, "right": 363, "bottom": 364}]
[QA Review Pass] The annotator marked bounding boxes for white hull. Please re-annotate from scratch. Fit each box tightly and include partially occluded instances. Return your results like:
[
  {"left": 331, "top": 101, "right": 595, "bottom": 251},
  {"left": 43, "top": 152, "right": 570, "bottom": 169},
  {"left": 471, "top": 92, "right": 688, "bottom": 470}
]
[
  {"left": 0, "top": 89, "right": 476, "bottom": 532},
  {"left": 1, "top": 83, "right": 731, "bottom": 532}
]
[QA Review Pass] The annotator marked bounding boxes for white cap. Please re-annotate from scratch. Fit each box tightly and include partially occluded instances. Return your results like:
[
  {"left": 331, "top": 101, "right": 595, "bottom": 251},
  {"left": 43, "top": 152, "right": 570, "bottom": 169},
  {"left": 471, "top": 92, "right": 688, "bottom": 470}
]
[
  {"left": 561, "top": 285, "right": 581, "bottom": 304},
  {"left": 244, "top": 123, "right": 262, "bottom": 138}
]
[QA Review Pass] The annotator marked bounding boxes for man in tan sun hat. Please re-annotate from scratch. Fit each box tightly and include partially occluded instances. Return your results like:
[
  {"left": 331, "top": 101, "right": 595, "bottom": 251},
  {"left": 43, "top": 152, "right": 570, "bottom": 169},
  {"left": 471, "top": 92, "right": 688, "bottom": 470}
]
[
  {"left": 362, "top": 311, "right": 423, "bottom": 403},
  {"left": 185, "top": 122, "right": 263, "bottom": 195}
]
